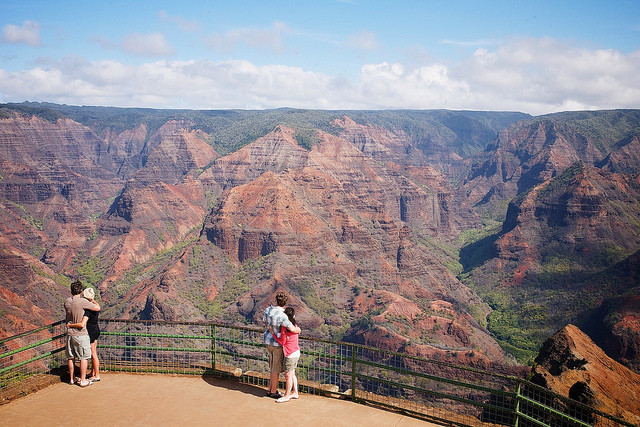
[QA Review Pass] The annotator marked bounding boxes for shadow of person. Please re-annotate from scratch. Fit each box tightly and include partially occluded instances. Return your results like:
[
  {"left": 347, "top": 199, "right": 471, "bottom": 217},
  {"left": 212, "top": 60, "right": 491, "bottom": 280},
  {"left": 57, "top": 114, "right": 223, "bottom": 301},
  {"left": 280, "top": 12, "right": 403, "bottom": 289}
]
[
  {"left": 201, "top": 374, "right": 269, "bottom": 397},
  {"left": 51, "top": 366, "right": 71, "bottom": 383}
]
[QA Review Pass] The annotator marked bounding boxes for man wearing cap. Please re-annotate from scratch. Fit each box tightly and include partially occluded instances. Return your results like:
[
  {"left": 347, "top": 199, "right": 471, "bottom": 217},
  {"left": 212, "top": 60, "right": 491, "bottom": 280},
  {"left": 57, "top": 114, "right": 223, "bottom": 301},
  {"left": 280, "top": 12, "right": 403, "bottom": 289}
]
[
  {"left": 262, "top": 291, "right": 293, "bottom": 398},
  {"left": 64, "top": 280, "right": 100, "bottom": 387}
]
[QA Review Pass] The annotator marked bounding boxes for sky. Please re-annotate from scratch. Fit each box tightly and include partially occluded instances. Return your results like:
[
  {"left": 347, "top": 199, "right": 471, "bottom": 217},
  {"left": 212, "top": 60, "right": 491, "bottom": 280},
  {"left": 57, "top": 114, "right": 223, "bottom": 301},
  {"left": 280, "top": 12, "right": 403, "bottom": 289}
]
[{"left": 0, "top": 0, "right": 639, "bottom": 115}]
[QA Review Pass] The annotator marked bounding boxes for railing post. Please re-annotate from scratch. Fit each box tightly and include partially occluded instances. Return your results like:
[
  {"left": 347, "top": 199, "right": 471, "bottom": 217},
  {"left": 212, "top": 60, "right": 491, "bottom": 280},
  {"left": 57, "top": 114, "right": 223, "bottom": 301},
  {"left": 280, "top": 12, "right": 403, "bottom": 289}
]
[
  {"left": 351, "top": 343, "right": 357, "bottom": 402},
  {"left": 514, "top": 382, "right": 521, "bottom": 427},
  {"left": 211, "top": 324, "right": 216, "bottom": 375}
]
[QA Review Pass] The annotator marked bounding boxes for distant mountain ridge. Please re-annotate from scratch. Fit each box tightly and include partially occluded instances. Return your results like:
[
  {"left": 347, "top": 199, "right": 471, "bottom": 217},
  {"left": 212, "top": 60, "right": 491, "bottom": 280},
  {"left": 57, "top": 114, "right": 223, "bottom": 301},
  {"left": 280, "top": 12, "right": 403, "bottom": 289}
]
[{"left": 1, "top": 103, "right": 638, "bottom": 377}]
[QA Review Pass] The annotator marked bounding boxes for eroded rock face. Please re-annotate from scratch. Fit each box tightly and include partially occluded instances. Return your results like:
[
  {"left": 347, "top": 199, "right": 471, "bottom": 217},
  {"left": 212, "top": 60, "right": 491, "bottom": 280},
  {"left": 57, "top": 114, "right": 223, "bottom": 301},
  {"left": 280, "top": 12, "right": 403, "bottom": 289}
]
[
  {"left": 335, "top": 116, "right": 423, "bottom": 165},
  {"left": 200, "top": 125, "right": 311, "bottom": 192},
  {"left": 0, "top": 115, "right": 116, "bottom": 177},
  {"left": 602, "top": 135, "right": 640, "bottom": 174},
  {"left": 463, "top": 112, "right": 638, "bottom": 214},
  {"left": 0, "top": 245, "right": 69, "bottom": 338},
  {"left": 333, "top": 117, "right": 480, "bottom": 235},
  {"left": 130, "top": 120, "right": 218, "bottom": 185},
  {"left": 347, "top": 288, "right": 509, "bottom": 368},
  {"left": 0, "top": 114, "right": 123, "bottom": 273},
  {"left": 197, "top": 126, "right": 509, "bottom": 366},
  {"left": 203, "top": 126, "right": 475, "bottom": 265},
  {"left": 581, "top": 276, "right": 640, "bottom": 373},
  {"left": 2, "top": 105, "right": 640, "bottom": 377},
  {"left": 531, "top": 324, "right": 640, "bottom": 426},
  {"left": 496, "top": 165, "right": 640, "bottom": 268}
]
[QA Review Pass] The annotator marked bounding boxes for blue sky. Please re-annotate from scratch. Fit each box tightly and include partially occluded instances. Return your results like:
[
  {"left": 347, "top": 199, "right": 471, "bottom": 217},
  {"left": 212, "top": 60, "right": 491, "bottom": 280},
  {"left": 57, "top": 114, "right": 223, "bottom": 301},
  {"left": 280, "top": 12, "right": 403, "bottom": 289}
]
[{"left": 0, "top": 0, "right": 638, "bottom": 115}]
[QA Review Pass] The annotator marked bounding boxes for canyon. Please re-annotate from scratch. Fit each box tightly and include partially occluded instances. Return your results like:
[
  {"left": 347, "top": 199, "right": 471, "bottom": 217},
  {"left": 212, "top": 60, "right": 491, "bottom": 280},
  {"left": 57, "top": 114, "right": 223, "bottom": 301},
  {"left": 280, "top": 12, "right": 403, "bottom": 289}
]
[{"left": 1, "top": 104, "right": 639, "bottom": 382}]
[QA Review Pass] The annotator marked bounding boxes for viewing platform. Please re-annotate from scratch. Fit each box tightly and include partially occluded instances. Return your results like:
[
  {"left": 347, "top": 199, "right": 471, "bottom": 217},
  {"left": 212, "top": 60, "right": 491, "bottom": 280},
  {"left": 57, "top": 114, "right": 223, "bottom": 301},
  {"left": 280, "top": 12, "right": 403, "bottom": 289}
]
[
  {"left": 1, "top": 319, "right": 632, "bottom": 427},
  {"left": 0, "top": 372, "right": 435, "bottom": 426}
]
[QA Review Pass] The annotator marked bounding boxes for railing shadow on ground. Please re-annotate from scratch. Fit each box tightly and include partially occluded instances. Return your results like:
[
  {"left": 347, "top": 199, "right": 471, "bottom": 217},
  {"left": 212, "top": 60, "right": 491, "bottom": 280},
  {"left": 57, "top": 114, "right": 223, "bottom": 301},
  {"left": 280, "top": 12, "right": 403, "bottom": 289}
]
[{"left": 1, "top": 318, "right": 635, "bottom": 427}]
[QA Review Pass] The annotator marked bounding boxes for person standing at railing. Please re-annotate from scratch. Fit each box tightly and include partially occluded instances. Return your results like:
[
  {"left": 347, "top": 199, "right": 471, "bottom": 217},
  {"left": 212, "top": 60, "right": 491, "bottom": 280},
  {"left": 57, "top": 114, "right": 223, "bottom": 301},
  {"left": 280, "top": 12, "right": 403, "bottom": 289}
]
[
  {"left": 64, "top": 280, "right": 100, "bottom": 387},
  {"left": 274, "top": 307, "right": 301, "bottom": 403},
  {"left": 67, "top": 288, "right": 102, "bottom": 382},
  {"left": 262, "top": 291, "right": 295, "bottom": 398},
  {"left": 84, "top": 287, "right": 102, "bottom": 382}
]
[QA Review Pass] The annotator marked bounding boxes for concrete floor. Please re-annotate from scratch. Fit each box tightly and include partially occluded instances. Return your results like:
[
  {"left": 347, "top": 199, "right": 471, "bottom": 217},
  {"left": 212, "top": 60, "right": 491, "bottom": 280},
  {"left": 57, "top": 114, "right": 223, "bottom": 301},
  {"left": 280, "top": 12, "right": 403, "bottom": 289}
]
[{"left": 0, "top": 372, "right": 439, "bottom": 426}]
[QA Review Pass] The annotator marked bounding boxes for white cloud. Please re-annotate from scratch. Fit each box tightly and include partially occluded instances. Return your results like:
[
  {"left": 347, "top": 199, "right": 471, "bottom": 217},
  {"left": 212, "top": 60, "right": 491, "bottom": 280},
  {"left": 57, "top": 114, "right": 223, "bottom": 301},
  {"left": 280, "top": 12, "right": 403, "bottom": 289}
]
[
  {"left": 1, "top": 21, "right": 41, "bottom": 46},
  {"left": 121, "top": 33, "right": 174, "bottom": 57},
  {"left": 0, "top": 37, "right": 638, "bottom": 115},
  {"left": 0, "top": 58, "right": 338, "bottom": 109},
  {"left": 347, "top": 30, "right": 379, "bottom": 51},
  {"left": 458, "top": 38, "right": 640, "bottom": 112},
  {"left": 205, "top": 21, "right": 290, "bottom": 53},
  {"left": 357, "top": 62, "right": 472, "bottom": 109}
]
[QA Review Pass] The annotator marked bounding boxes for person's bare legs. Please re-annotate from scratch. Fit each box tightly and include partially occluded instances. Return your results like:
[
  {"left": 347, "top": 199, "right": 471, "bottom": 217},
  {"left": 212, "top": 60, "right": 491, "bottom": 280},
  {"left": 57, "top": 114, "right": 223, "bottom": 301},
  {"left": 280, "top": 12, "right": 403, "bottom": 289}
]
[
  {"left": 291, "top": 372, "right": 299, "bottom": 398},
  {"left": 89, "top": 340, "right": 100, "bottom": 379},
  {"left": 277, "top": 370, "right": 294, "bottom": 402},
  {"left": 80, "top": 359, "right": 88, "bottom": 380},
  {"left": 68, "top": 359, "right": 75, "bottom": 384},
  {"left": 284, "top": 370, "right": 293, "bottom": 396}
]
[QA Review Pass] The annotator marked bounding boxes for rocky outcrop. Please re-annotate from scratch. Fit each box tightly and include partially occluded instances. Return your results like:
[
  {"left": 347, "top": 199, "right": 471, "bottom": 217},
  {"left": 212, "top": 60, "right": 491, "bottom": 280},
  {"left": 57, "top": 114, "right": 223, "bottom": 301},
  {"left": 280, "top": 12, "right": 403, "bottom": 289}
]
[
  {"left": 347, "top": 288, "right": 507, "bottom": 365},
  {"left": 334, "top": 116, "right": 424, "bottom": 165},
  {"left": 129, "top": 120, "right": 218, "bottom": 185},
  {"left": 531, "top": 324, "right": 640, "bottom": 426},
  {"left": 0, "top": 243, "right": 68, "bottom": 338},
  {"left": 497, "top": 164, "right": 640, "bottom": 266},
  {"left": 601, "top": 135, "right": 640, "bottom": 174},
  {"left": 97, "top": 180, "right": 208, "bottom": 277},
  {"left": 205, "top": 169, "right": 336, "bottom": 262},
  {"left": 0, "top": 113, "right": 123, "bottom": 270},
  {"left": 200, "top": 125, "right": 310, "bottom": 192},
  {"left": 583, "top": 297, "right": 640, "bottom": 373}
]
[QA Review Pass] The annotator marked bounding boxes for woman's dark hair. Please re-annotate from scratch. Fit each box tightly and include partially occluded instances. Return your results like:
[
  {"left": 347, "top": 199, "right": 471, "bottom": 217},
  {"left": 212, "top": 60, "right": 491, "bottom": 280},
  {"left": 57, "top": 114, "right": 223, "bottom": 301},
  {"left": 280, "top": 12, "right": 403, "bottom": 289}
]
[{"left": 284, "top": 307, "right": 296, "bottom": 326}]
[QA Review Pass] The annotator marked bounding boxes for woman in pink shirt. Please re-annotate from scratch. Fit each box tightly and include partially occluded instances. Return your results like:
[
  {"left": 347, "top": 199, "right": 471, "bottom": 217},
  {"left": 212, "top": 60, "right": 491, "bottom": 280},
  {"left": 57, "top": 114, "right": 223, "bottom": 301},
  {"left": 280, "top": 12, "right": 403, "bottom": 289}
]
[{"left": 274, "top": 307, "right": 301, "bottom": 403}]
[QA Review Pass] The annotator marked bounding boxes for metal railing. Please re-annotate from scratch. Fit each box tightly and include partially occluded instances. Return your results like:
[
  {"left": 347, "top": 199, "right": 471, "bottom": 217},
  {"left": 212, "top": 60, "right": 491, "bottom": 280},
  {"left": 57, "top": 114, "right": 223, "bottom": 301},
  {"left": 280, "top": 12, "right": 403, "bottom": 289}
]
[{"left": 1, "top": 319, "right": 635, "bottom": 427}]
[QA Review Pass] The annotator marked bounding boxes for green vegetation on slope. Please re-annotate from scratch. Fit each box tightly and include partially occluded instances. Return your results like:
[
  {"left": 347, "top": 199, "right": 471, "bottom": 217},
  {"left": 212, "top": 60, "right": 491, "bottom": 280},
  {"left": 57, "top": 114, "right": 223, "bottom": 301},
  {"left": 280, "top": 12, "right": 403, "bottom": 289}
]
[{"left": 6, "top": 102, "right": 528, "bottom": 157}]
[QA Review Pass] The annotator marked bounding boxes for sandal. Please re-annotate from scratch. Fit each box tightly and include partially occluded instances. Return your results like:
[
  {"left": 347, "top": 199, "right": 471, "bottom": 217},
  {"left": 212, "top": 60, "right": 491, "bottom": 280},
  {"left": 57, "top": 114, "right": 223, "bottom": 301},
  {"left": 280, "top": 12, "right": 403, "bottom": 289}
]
[
  {"left": 89, "top": 377, "right": 101, "bottom": 382},
  {"left": 276, "top": 395, "right": 291, "bottom": 403},
  {"left": 267, "top": 391, "right": 283, "bottom": 398},
  {"left": 77, "top": 379, "right": 93, "bottom": 387}
]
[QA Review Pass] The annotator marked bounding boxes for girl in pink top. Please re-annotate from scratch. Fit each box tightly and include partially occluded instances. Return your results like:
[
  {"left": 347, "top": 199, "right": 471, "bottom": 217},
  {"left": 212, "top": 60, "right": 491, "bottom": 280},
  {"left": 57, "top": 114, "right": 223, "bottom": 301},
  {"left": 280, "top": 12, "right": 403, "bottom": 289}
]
[{"left": 275, "top": 307, "right": 300, "bottom": 403}]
